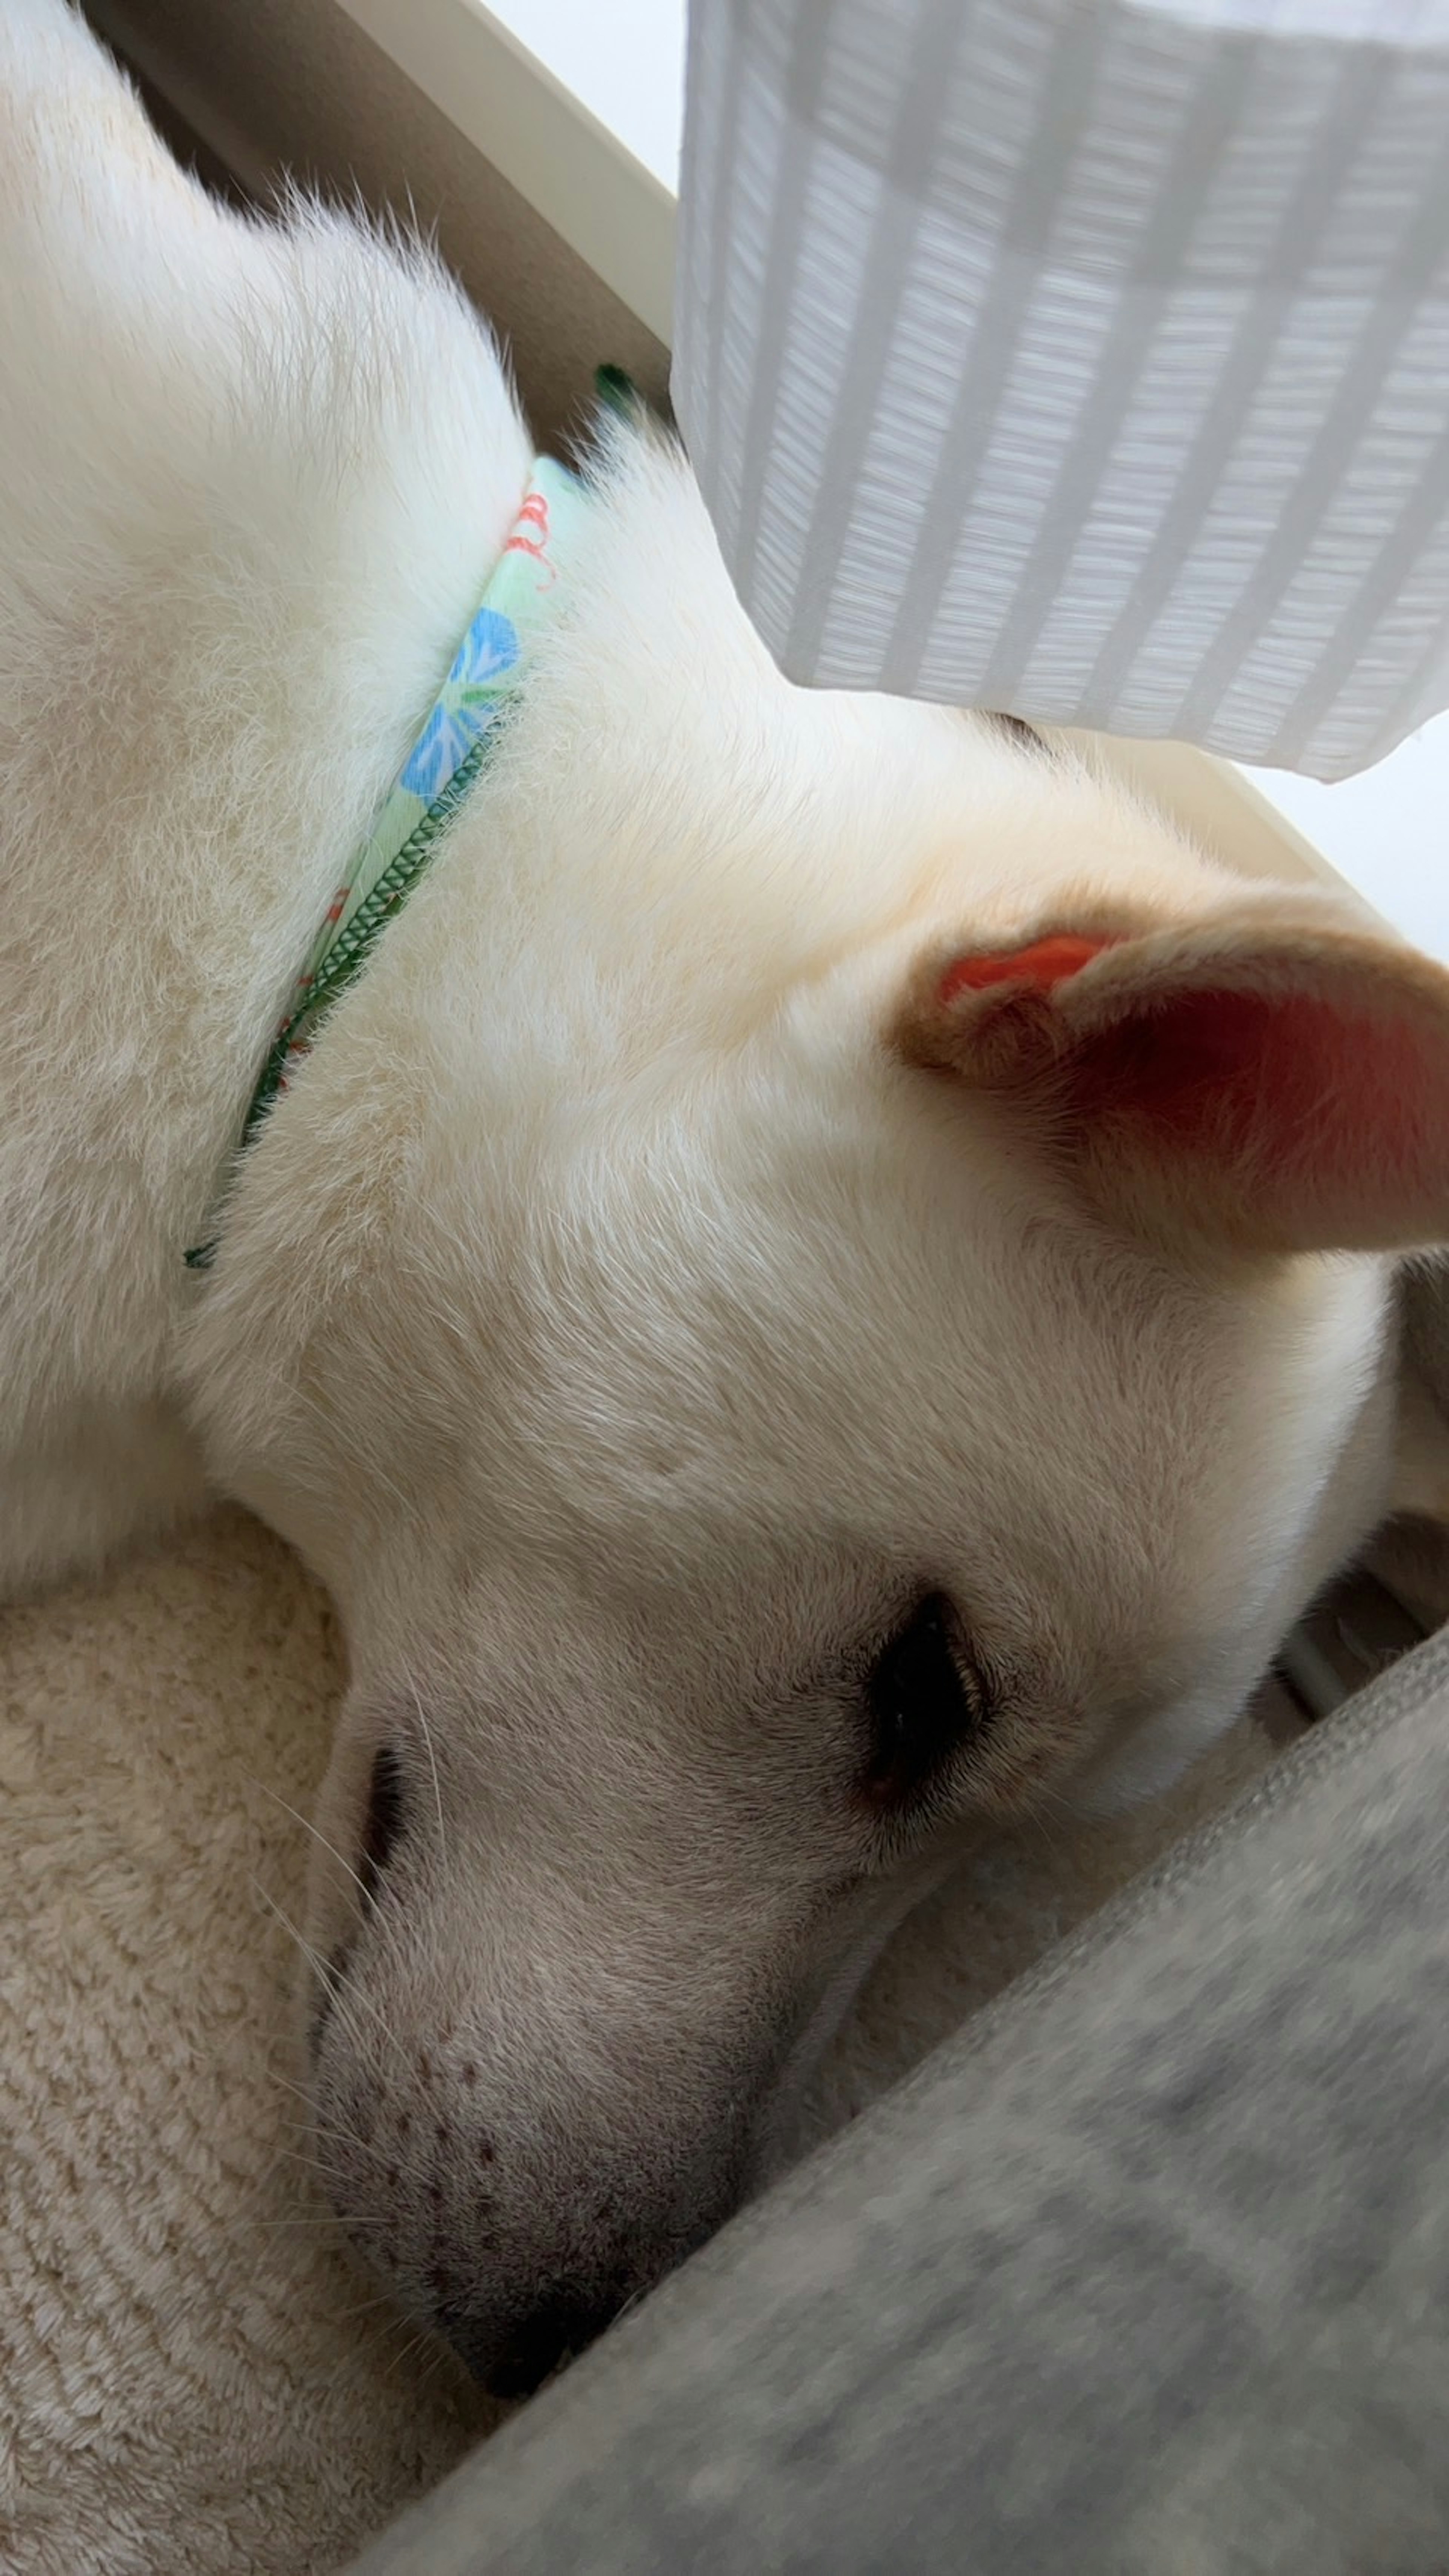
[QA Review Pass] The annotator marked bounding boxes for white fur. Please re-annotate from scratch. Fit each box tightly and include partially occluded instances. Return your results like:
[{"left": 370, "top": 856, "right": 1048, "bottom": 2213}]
[{"left": 0, "top": 0, "right": 1435, "bottom": 2392}]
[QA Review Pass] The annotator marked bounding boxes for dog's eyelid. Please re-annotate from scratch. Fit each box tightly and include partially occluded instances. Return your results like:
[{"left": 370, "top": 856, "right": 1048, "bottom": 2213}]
[
  {"left": 858, "top": 1588, "right": 995, "bottom": 1811},
  {"left": 359, "top": 1743, "right": 406, "bottom": 1905}
]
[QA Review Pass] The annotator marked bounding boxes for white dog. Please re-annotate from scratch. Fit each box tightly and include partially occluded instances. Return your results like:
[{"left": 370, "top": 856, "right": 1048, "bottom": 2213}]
[{"left": 6, "top": 0, "right": 1449, "bottom": 2399}]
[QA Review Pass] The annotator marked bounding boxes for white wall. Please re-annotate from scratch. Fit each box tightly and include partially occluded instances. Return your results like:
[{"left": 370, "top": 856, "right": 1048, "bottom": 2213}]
[
  {"left": 481, "top": 0, "right": 685, "bottom": 187},
  {"left": 1247, "top": 720, "right": 1449, "bottom": 963}
]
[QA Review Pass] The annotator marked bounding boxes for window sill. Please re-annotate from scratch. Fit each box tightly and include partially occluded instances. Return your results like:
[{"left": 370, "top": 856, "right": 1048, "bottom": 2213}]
[{"left": 335, "top": 0, "right": 680, "bottom": 343}]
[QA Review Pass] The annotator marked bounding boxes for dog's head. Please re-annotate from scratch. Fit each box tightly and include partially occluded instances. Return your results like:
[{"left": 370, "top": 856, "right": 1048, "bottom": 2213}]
[{"left": 186, "top": 450, "right": 1449, "bottom": 2397}]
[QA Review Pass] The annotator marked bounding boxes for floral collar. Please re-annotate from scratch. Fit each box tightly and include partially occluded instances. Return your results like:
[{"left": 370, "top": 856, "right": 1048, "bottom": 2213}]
[{"left": 187, "top": 456, "right": 586, "bottom": 1268}]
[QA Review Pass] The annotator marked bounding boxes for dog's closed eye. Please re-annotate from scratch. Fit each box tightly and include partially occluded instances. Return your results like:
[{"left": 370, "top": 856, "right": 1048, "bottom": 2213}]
[
  {"left": 360, "top": 1745, "right": 406, "bottom": 1904},
  {"left": 861, "top": 1592, "right": 991, "bottom": 1810}
]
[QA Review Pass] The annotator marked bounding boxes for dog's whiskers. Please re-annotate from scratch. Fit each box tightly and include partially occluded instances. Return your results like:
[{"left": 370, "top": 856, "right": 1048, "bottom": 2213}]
[
  {"left": 328, "top": 2286, "right": 406, "bottom": 2329},
  {"left": 269, "top": 2069, "right": 328, "bottom": 2116},
  {"left": 252, "top": 1878, "right": 406, "bottom": 2066},
  {"left": 386, "top": 2320, "right": 445, "bottom": 2385},
  {"left": 275, "top": 2113, "right": 385, "bottom": 2161},
  {"left": 316, "top": 2307, "right": 421, "bottom": 2396},
  {"left": 405, "top": 1672, "right": 447, "bottom": 1861},
  {"left": 222, "top": 2211, "right": 391, "bottom": 2238},
  {"left": 246, "top": 1771, "right": 370, "bottom": 1901},
  {"left": 270, "top": 2141, "right": 360, "bottom": 2185}
]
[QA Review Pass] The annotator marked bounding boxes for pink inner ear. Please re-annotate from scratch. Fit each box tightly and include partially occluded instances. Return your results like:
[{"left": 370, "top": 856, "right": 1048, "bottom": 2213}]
[
  {"left": 938, "top": 934, "right": 1111, "bottom": 1007},
  {"left": 924, "top": 923, "right": 1449, "bottom": 1250},
  {"left": 1075, "top": 984, "right": 1434, "bottom": 1217}
]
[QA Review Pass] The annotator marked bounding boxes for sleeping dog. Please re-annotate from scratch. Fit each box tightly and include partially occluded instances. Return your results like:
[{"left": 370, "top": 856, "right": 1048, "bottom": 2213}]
[{"left": 5, "top": 0, "right": 1449, "bottom": 2398}]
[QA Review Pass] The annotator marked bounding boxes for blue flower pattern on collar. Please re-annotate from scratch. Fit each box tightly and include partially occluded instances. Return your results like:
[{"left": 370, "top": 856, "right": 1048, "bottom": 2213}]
[
  {"left": 184, "top": 453, "right": 588, "bottom": 1270},
  {"left": 400, "top": 605, "right": 521, "bottom": 801}
]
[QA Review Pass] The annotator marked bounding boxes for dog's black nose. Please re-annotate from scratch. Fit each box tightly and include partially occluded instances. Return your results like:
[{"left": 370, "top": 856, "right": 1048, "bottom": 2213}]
[{"left": 468, "top": 2288, "right": 621, "bottom": 2401}]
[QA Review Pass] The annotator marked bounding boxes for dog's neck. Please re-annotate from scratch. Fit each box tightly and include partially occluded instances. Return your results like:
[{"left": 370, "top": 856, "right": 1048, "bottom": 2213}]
[
  {"left": 128, "top": 257, "right": 1064, "bottom": 1274},
  {"left": 359, "top": 433, "right": 1021, "bottom": 1077},
  {"left": 187, "top": 454, "right": 589, "bottom": 1266},
  {"left": 189, "top": 408, "right": 1121, "bottom": 1257},
  {"left": 92, "top": 252, "right": 549, "bottom": 1271}
]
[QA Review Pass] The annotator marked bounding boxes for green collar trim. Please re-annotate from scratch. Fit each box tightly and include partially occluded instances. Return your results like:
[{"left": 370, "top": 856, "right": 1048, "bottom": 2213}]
[{"left": 186, "top": 452, "right": 589, "bottom": 1268}]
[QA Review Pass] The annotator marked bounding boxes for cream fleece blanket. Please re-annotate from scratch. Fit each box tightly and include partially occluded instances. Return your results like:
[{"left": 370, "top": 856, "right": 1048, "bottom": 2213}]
[{"left": 1, "top": 1508, "right": 1286, "bottom": 2576}]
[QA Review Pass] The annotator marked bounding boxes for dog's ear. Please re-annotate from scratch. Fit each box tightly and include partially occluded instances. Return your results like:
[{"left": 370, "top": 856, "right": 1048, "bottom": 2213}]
[{"left": 894, "top": 904, "right": 1449, "bottom": 1257}]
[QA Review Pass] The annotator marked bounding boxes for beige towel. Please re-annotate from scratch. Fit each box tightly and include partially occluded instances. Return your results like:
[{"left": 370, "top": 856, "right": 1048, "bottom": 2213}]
[{"left": 0, "top": 1508, "right": 1280, "bottom": 2576}]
